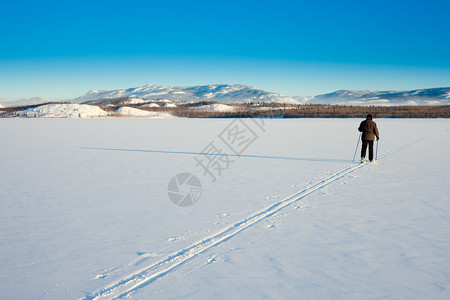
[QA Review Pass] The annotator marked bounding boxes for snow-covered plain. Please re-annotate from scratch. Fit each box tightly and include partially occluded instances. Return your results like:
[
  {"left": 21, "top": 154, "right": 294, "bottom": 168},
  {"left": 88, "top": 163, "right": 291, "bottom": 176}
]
[{"left": 0, "top": 118, "right": 449, "bottom": 299}]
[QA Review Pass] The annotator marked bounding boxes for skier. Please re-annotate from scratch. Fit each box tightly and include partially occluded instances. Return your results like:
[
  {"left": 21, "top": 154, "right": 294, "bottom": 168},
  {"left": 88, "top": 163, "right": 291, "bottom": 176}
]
[{"left": 358, "top": 114, "right": 380, "bottom": 163}]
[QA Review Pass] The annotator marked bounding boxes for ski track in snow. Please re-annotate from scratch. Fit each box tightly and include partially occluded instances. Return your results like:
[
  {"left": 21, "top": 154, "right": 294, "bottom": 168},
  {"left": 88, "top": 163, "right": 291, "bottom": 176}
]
[{"left": 83, "top": 139, "right": 422, "bottom": 300}]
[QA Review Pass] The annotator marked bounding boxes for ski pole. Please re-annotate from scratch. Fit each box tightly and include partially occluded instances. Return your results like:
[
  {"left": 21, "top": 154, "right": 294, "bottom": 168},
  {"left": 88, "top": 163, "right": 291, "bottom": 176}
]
[
  {"left": 375, "top": 140, "right": 378, "bottom": 161},
  {"left": 353, "top": 132, "right": 362, "bottom": 162}
]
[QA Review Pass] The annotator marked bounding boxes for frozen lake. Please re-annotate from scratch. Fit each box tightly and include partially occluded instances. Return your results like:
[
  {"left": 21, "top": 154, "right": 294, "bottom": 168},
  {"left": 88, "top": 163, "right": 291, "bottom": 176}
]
[{"left": 0, "top": 118, "right": 449, "bottom": 299}]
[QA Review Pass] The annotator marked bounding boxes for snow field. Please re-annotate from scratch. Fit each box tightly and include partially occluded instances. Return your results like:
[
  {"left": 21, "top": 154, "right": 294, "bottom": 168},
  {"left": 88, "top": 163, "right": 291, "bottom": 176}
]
[{"left": 0, "top": 118, "right": 449, "bottom": 299}]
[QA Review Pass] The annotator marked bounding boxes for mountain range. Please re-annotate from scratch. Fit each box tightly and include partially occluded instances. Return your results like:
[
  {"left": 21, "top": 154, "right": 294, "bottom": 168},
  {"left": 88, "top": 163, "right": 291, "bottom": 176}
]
[
  {"left": 0, "top": 97, "right": 51, "bottom": 107},
  {"left": 307, "top": 88, "right": 450, "bottom": 106},
  {"left": 72, "top": 84, "right": 299, "bottom": 104},
  {"left": 2, "top": 85, "right": 449, "bottom": 106}
]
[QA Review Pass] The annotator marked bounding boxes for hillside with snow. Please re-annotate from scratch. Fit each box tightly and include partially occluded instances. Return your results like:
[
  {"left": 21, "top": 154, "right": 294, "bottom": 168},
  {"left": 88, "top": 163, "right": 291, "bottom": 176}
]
[
  {"left": 2, "top": 85, "right": 449, "bottom": 108},
  {"left": 307, "top": 87, "right": 450, "bottom": 106},
  {"left": 115, "top": 106, "right": 175, "bottom": 118},
  {"left": 0, "top": 97, "right": 51, "bottom": 107},
  {"left": 72, "top": 84, "right": 299, "bottom": 104},
  {"left": 72, "top": 85, "right": 450, "bottom": 106},
  {"left": 195, "top": 103, "right": 236, "bottom": 112},
  {"left": 20, "top": 104, "right": 108, "bottom": 118}
]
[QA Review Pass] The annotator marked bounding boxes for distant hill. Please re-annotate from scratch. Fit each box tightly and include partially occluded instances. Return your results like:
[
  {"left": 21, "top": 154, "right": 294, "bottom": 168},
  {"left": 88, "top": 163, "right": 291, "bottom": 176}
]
[
  {"left": 72, "top": 84, "right": 450, "bottom": 106},
  {"left": 307, "top": 88, "right": 450, "bottom": 106},
  {"left": 71, "top": 84, "right": 299, "bottom": 104},
  {"left": 2, "top": 85, "right": 449, "bottom": 107},
  {"left": 0, "top": 97, "right": 51, "bottom": 107}
]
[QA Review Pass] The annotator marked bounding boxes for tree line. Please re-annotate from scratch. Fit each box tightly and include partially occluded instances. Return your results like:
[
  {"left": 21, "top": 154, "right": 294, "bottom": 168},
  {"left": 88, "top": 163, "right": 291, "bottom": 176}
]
[{"left": 1, "top": 100, "right": 449, "bottom": 118}]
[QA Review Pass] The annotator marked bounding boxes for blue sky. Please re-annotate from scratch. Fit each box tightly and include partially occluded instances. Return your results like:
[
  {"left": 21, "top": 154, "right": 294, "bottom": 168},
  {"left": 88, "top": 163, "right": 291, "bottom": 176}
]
[{"left": 1, "top": 0, "right": 449, "bottom": 100}]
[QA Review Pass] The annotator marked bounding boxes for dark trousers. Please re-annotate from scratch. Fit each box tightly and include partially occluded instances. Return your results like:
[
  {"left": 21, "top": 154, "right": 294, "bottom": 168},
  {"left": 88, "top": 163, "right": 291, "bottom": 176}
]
[{"left": 361, "top": 140, "right": 374, "bottom": 161}]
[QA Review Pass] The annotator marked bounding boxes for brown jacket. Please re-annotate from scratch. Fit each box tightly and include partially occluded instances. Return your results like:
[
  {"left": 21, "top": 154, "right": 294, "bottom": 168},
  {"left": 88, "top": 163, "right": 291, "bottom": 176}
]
[{"left": 358, "top": 119, "right": 379, "bottom": 141}]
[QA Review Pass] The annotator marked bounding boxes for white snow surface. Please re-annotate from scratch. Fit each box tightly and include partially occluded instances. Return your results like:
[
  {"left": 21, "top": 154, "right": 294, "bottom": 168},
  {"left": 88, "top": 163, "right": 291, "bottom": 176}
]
[
  {"left": 195, "top": 103, "right": 236, "bottom": 112},
  {"left": 20, "top": 104, "right": 108, "bottom": 118},
  {"left": 163, "top": 103, "right": 177, "bottom": 108},
  {"left": 141, "top": 103, "right": 160, "bottom": 108},
  {"left": 122, "top": 98, "right": 146, "bottom": 104},
  {"left": 116, "top": 106, "right": 174, "bottom": 118},
  {"left": 0, "top": 118, "right": 449, "bottom": 299}
]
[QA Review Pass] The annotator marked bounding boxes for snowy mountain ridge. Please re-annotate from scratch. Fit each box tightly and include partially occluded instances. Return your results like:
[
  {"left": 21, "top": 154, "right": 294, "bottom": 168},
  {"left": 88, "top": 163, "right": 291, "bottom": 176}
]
[
  {"left": 308, "top": 87, "right": 450, "bottom": 105},
  {"left": 72, "top": 84, "right": 299, "bottom": 104},
  {"left": 2, "top": 85, "right": 449, "bottom": 107},
  {"left": 72, "top": 84, "right": 450, "bottom": 106},
  {"left": 0, "top": 97, "right": 51, "bottom": 107}
]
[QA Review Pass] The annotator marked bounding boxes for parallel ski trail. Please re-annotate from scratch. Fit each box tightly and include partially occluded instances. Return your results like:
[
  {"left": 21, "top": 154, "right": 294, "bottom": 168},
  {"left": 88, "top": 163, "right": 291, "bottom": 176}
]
[{"left": 84, "top": 139, "right": 421, "bottom": 300}]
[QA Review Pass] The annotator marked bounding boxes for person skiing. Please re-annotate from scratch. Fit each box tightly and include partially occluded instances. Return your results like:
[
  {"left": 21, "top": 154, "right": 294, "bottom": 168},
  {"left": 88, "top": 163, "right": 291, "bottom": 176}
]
[{"left": 358, "top": 114, "right": 380, "bottom": 163}]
